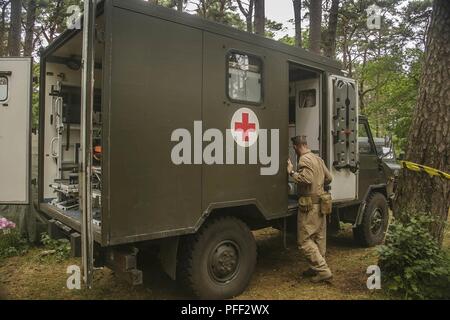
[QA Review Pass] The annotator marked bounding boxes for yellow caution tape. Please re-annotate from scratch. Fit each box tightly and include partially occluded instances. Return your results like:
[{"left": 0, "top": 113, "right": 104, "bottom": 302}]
[{"left": 400, "top": 161, "right": 450, "bottom": 180}]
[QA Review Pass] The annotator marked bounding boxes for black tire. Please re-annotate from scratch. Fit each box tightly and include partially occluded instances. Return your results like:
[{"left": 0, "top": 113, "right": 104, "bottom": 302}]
[
  {"left": 177, "top": 216, "right": 257, "bottom": 299},
  {"left": 353, "top": 192, "right": 389, "bottom": 247}
]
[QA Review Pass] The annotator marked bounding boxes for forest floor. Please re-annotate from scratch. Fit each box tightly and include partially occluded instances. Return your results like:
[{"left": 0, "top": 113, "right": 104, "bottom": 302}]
[{"left": 0, "top": 221, "right": 449, "bottom": 300}]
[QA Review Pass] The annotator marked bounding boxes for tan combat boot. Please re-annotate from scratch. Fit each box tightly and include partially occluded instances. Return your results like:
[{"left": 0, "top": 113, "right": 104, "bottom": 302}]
[
  {"left": 310, "top": 270, "right": 333, "bottom": 283},
  {"left": 301, "top": 268, "right": 317, "bottom": 278}
]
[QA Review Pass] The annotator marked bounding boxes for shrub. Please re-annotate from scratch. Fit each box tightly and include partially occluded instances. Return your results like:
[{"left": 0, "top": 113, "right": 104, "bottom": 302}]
[
  {"left": 0, "top": 229, "right": 29, "bottom": 259},
  {"left": 378, "top": 212, "right": 450, "bottom": 299},
  {"left": 40, "top": 233, "right": 71, "bottom": 261}
]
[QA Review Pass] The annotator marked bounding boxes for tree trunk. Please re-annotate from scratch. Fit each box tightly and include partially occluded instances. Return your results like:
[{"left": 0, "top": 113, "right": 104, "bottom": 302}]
[
  {"left": 216, "top": 0, "right": 227, "bottom": 23},
  {"left": 177, "top": 0, "right": 183, "bottom": 12},
  {"left": 293, "top": 0, "right": 302, "bottom": 47},
  {"left": 394, "top": 0, "right": 450, "bottom": 246},
  {"left": 198, "top": 0, "right": 207, "bottom": 18},
  {"left": 324, "top": 0, "right": 339, "bottom": 58},
  {"left": 236, "top": 0, "right": 254, "bottom": 33},
  {"left": 0, "top": 1, "right": 8, "bottom": 57},
  {"left": 254, "top": 0, "right": 265, "bottom": 36},
  {"left": 358, "top": 38, "right": 368, "bottom": 111},
  {"left": 24, "top": 0, "right": 36, "bottom": 57},
  {"left": 342, "top": 23, "right": 347, "bottom": 69},
  {"left": 8, "top": 0, "right": 22, "bottom": 56},
  {"left": 246, "top": 16, "right": 253, "bottom": 33},
  {"left": 309, "top": 0, "right": 322, "bottom": 54}
]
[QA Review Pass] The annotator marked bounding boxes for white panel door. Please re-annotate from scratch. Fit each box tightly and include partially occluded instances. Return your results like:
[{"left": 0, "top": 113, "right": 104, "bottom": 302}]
[
  {"left": 328, "top": 75, "right": 359, "bottom": 202},
  {"left": 0, "top": 58, "right": 32, "bottom": 204}
]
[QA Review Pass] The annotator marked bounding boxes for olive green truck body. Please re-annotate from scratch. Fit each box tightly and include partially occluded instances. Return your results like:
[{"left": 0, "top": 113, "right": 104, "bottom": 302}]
[{"left": 1, "top": 0, "right": 394, "bottom": 299}]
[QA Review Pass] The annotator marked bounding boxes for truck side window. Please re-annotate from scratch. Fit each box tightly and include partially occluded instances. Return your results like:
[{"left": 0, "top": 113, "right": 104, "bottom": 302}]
[
  {"left": 358, "top": 123, "right": 375, "bottom": 155},
  {"left": 227, "top": 52, "right": 262, "bottom": 104},
  {"left": 0, "top": 76, "right": 8, "bottom": 102}
]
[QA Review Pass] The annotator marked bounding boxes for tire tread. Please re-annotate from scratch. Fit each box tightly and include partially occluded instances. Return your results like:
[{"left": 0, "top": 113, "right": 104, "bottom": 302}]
[
  {"left": 177, "top": 216, "right": 256, "bottom": 299},
  {"left": 353, "top": 192, "right": 389, "bottom": 247}
]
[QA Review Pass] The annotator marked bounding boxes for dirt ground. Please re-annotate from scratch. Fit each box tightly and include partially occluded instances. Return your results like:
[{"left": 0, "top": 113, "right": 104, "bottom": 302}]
[
  {"left": 2, "top": 220, "right": 449, "bottom": 300},
  {"left": 0, "top": 224, "right": 392, "bottom": 300}
]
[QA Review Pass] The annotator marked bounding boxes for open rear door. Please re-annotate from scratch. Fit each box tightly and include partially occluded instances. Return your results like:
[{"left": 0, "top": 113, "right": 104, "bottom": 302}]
[
  {"left": 328, "top": 75, "right": 359, "bottom": 202},
  {"left": 0, "top": 58, "right": 32, "bottom": 204}
]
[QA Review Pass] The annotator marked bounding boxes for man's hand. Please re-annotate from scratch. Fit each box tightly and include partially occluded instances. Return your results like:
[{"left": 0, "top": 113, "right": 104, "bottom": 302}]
[{"left": 287, "top": 159, "right": 294, "bottom": 175}]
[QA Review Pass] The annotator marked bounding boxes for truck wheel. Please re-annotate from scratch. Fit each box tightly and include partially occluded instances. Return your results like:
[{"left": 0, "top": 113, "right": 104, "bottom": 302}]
[
  {"left": 177, "top": 216, "right": 257, "bottom": 299},
  {"left": 353, "top": 192, "right": 389, "bottom": 247}
]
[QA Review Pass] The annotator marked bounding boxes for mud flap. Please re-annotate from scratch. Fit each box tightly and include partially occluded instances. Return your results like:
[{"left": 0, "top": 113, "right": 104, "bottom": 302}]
[{"left": 159, "top": 236, "right": 179, "bottom": 280}]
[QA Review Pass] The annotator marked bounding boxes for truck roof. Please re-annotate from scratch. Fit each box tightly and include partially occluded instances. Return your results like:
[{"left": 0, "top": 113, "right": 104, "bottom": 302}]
[{"left": 42, "top": 0, "right": 343, "bottom": 75}]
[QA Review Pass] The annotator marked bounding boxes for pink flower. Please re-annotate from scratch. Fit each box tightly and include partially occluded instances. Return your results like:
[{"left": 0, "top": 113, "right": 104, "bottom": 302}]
[{"left": 0, "top": 217, "right": 16, "bottom": 230}]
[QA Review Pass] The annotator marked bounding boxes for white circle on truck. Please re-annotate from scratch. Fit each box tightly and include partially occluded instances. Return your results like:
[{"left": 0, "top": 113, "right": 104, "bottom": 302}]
[{"left": 230, "top": 108, "right": 259, "bottom": 147}]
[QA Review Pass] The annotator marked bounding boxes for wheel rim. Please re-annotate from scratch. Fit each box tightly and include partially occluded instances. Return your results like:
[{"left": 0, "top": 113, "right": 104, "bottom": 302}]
[
  {"left": 370, "top": 208, "right": 383, "bottom": 234},
  {"left": 208, "top": 240, "right": 241, "bottom": 284}
]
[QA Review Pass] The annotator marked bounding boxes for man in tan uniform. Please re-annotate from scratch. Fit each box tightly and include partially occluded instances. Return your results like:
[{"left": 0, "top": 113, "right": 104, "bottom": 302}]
[{"left": 287, "top": 136, "right": 333, "bottom": 283}]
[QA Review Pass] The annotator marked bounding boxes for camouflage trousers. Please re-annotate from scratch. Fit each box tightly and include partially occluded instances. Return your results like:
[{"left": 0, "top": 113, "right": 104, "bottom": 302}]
[{"left": 297, "top": 204, "right": 332, "bottom": 275}]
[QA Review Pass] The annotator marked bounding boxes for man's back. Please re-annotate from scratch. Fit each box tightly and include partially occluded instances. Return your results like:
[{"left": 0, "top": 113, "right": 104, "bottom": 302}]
[{"left": 295, "top": 151, "right": 332, "bottom": 196}]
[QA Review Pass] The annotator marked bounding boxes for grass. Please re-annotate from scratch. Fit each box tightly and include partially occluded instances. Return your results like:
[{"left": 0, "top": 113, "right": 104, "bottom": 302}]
[
  {"left": 237, "top": 227, "right": 386, "bottom": 300},
  {"left": 1, "top": 215, "right": 449, "bottom": 300},
  {"left": 0, "top": 225, "right": 389, "bottom": 300}
]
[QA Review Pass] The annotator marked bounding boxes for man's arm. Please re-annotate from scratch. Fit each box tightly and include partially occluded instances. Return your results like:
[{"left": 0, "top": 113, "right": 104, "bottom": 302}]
[{"left": 292, "top": 156, "right": 314, "bottom": 184}]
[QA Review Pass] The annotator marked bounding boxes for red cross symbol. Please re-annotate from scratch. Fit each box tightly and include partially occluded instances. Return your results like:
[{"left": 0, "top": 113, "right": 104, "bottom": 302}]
[{"left": 234, "top": 112, "right": 256, "bottom": 142}]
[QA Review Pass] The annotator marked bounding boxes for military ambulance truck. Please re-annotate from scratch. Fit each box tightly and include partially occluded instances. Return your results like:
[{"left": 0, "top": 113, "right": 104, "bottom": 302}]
[{"left": 0, "top": 0, "right": 393, "bottom": 299}]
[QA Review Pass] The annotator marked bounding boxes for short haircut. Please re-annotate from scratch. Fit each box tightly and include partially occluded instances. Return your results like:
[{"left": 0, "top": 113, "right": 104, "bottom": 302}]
[{"left": 291, "top": 135, "right": 308, "bottom": 146}]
